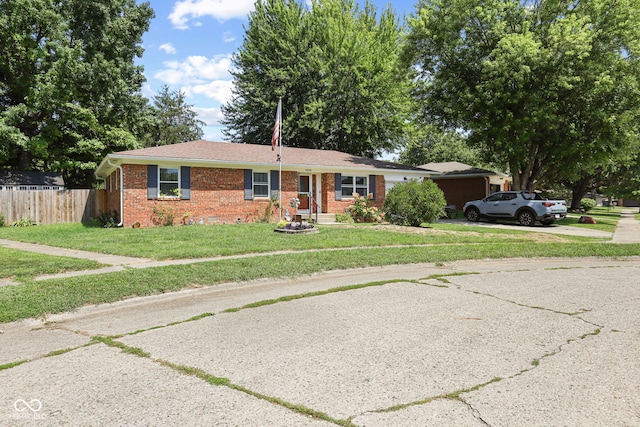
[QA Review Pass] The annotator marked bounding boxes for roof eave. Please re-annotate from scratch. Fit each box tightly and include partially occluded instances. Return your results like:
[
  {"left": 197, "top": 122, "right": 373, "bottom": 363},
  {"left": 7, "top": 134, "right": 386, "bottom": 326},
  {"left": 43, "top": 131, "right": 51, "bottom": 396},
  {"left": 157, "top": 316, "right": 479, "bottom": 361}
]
[
  {"left": 96, "top": 154, "right": 436, "bottom": 176},
  {"left": 432, "top": 172, "right": 509, "bottom": 179}
]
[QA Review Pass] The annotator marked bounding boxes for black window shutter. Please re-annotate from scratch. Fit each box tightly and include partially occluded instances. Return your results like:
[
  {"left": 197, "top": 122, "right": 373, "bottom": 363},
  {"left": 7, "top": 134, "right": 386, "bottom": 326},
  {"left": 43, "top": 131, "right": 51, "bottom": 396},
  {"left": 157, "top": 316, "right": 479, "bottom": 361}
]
[
  {"left": 369, "top": 175, "right": 376, "bottom": 200},
  {"left": 147, "top": 165, "right": 158, "bottom": 199},
  {"left": 180, "top": 166, "right": 191, "bottom": 199},
  {"left": 335, "top": 173, "right": 342, "bottom": 201},
  {"left": 244, "top": 169, "right": 253, "bottom": 200}
]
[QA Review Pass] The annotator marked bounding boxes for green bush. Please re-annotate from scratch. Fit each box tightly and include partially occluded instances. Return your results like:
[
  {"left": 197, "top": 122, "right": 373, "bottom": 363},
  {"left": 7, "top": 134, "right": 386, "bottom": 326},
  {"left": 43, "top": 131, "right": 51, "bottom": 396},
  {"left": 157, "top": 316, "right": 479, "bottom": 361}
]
[
  {"left": 383, "top": 179, "right": 446, "bottom": 227},
  {"left": 96, "top": 210, "right": 120, "bottom": 228},
  {"left": 334, "top": 212, "right": 354, "bottom": 223},
  {"left": 580, "top": 198, "right": 597, "bottom": 212},
  {"left": 0, "top": 214, "right": 5, "bottom": 227},
  {"left": 347, "top": 194, "right": 384, "bottom": 223},
  {"left": 10, "top": 218, "right": 37, "bottom": 227}
]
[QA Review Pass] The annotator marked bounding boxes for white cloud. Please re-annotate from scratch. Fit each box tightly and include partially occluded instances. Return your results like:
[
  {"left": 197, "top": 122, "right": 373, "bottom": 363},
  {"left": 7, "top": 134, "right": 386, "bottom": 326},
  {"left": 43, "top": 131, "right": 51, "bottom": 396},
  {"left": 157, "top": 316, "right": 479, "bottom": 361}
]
[
  {"left": 222, "top": 31, "right": 236, "bottom": 43},
  {"left": 154, "top": 55, "right": 232, "bottom": 85},
  {"left": 184, "top": 80, "right": 234, "bottom": 104},
  {"left": 141, "top": 83, "right": 155, "bottom": 99},
  {"left": 194, "top": 107, "right": 225, "bottom": 125},
  {"left": 159, "top": 43, "right": 177, "bottom": 55},
  {"left": 169, "top": 0, "right": 254, "bottom": 29}
]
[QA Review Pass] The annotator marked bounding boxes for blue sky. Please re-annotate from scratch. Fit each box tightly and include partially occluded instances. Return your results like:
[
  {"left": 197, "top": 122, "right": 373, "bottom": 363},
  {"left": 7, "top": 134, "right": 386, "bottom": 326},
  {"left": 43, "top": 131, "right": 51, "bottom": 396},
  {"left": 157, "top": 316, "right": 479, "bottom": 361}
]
[{"left": 138, "top": 0, "right": 416, "bottom": 142}]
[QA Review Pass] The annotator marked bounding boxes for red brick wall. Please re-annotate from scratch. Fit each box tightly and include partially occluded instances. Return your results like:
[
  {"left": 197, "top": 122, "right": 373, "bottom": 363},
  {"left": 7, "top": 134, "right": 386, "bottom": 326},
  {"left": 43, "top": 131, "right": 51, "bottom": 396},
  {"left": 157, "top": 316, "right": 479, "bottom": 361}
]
[
  {"left": 431, "top": 177, "right": 488, "bottom": 209},
  {"left": 118, "top": 165, "right": 300, "bottom": 227},
  {"left": 110, "top": 165, "right": 389, "bottom": 227},
  {"left": 322, "top": 173, "right": 385, "bottom": 214}
]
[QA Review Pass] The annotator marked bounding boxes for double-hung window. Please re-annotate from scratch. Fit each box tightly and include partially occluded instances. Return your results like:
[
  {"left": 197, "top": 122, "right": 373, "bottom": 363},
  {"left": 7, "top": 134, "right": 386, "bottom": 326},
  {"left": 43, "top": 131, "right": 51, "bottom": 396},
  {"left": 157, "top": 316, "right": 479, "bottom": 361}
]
[
  {"left": 341, "top": 175, "right": 368, "bottom": 198},
  {"left": 253, "top": 172, "right": 269, "bottom": 197},
  {"left": 159, "top": 167, "right": 179, "bottom": 197}
]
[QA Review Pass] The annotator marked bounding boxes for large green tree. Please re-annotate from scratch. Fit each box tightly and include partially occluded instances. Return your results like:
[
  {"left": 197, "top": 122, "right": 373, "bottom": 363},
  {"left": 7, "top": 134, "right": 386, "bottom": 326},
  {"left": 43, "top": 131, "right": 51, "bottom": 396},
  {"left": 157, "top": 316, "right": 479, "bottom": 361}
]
[
  {"left": 0, "top": 0, "right": 153, "bottom": 187},
  {"left": 222, "top": 0, "right": 410, "bottom": 157},
  {"left": 398, "top": 125, "right": 482, "bottom": 167},
  {"left": 405, "top": 0, "right": 640, "bottom": 191},
  {"left": 142, "top": 85, "right": 205, "bottom": 147}
]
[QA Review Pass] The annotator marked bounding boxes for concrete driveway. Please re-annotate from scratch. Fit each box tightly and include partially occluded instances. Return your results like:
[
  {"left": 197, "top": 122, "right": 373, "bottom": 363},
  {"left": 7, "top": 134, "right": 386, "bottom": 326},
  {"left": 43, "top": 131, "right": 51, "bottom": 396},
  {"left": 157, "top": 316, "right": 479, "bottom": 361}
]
[{"left": 2, "top": 257, "right": 639, "bottom": 426}]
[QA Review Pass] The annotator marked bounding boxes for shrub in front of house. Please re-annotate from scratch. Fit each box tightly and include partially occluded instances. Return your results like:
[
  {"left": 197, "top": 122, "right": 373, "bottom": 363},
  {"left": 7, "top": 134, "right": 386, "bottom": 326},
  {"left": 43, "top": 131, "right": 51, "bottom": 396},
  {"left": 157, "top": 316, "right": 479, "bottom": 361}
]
[
  {"left": 96, "top": 210, "right": 120, "bottom": 228},
  {"left": 335, "top": 212, "right": 354, "bottom": 223},
  {"left": 579, "top": 198, "right": 597, "bottom": 212},
  {"left": 347, "top": 193, "right": 384, "bottom": 223},
  {"left": 383, "top": 179, "right": 446, "bottom": 227},
  {"left": 10, "top": 217, "right": 37, "bottom": 227}
]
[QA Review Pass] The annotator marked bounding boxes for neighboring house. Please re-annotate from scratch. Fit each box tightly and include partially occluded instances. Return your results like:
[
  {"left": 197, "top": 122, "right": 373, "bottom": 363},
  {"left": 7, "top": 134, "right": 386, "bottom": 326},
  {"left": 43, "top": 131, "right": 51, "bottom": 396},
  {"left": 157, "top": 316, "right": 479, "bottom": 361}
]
[
  {"left": 419, "top": 162, "right": 511, "bottom": 211},
  {"left": 0, "top": 171, "right": 65, "bottom": 191},
  {"left": 95, "top": 140, "right": 438, "bottom": 227}
]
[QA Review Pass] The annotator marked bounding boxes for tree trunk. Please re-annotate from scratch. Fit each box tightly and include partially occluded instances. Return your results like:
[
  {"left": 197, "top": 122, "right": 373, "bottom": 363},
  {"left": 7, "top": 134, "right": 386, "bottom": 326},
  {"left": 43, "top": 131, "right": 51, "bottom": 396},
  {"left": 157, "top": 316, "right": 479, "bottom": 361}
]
[
  {"left": 569, "top": 176, "right": 591, "bottom": 211},
  {"left": 18, "top": 148, "right": 32, "bottom": 171}
]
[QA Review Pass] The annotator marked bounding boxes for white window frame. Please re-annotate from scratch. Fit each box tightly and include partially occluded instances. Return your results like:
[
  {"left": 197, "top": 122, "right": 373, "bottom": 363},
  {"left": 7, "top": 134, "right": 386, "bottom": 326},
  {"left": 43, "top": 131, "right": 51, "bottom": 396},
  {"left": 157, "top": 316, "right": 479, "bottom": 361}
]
[
  {"left": 341, "top": 175, "right": 368, "bottom": 198},
  {"left": 159, "top": 167, "right": 180, "bottom": 198},
  {"left": 253, "top": 171, "right": 270, "bottom": 198}
]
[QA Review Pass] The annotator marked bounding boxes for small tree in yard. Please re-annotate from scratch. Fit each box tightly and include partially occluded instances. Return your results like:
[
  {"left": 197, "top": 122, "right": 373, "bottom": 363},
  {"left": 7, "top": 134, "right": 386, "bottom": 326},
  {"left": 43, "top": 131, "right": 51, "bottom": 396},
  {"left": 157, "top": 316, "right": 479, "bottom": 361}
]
[{"left": 383, "top": 179, "right": 446, "bottom": 227}]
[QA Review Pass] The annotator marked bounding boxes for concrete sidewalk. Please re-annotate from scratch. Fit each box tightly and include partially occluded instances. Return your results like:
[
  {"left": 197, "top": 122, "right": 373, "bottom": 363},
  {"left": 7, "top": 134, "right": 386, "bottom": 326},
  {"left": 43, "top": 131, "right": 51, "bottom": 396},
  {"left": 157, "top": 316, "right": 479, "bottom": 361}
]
[
  {"left": 1, "top": 258, "right": 639, "bottom": 426},
  {"left": 612, "top": 209, "right": 640, "bottom": 243}
]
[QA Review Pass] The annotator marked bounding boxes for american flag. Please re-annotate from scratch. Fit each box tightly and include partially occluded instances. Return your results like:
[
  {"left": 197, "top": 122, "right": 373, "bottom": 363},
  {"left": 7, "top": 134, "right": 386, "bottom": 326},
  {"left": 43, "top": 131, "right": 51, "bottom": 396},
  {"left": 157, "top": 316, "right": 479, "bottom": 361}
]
[{"left": 272, "top": 99, "right": 281, "bottom": 151}]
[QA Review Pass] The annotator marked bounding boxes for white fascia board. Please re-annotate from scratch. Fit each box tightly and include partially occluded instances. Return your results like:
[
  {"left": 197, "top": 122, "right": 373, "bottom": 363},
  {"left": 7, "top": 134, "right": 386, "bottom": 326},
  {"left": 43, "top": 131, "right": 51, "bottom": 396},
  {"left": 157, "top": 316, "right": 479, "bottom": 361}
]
[{"left": 95, "top": 155, "right": 117, "bottom": 177}]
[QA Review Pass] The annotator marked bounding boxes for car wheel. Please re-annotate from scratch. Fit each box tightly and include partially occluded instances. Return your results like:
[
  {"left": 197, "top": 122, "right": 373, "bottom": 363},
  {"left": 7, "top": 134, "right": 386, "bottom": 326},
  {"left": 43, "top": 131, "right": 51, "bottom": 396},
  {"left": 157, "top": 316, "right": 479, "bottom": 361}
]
[
  {"left": 518, "top": 210, "right": 535, "bottom": 226},
  {"left": 465, "top": 207, "right": 480, "bottom": 222}
]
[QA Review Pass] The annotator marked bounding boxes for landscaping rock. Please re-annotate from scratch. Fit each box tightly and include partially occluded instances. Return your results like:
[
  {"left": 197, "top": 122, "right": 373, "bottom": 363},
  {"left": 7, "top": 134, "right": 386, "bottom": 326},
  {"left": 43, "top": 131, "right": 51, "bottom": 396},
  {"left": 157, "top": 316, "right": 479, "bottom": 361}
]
[{"left": 578, "top": 216, "right": 597, "bottom": 224}]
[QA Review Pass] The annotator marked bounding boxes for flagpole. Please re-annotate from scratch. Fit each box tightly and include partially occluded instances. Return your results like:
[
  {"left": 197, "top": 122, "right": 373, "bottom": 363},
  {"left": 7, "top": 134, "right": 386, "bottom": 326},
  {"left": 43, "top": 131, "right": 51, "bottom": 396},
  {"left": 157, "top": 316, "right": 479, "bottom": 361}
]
[{"left": 278, "top": 98, "right": 282, "bottom": 221}]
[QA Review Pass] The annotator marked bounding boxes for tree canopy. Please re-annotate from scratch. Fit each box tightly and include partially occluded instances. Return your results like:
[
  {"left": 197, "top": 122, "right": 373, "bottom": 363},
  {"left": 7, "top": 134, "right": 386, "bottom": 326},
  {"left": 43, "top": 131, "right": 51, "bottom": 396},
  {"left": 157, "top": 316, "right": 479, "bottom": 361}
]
[
  {"left": 142, "top": 85, "right": 205, "bottom": 147},
  {"left": 398, "top": 125, "right": 482, "bottom": 167},
  {"left": 404, "top": 0, "right": 640, "bottom": 191},
  {"left": 0, "top": 0, "right": 154, "bottom": 187},
  {"left": 222, "top": 0, "right": 411, "bottom": 158}
]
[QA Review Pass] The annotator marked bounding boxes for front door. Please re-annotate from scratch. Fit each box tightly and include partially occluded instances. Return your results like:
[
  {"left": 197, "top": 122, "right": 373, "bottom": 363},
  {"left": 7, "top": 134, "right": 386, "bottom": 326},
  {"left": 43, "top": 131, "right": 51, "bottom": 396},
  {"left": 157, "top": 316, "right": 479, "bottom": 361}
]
[{"left": 298, "top": 175, "right": 311, "bottom": 212}]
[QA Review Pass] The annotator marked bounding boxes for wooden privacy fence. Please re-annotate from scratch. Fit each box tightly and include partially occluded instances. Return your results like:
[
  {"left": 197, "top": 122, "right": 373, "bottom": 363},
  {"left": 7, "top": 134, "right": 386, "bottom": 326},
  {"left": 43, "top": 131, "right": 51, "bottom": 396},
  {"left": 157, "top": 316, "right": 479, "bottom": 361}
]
[{"left": 0, "top": 189, "right": 106, "bottom": 225}]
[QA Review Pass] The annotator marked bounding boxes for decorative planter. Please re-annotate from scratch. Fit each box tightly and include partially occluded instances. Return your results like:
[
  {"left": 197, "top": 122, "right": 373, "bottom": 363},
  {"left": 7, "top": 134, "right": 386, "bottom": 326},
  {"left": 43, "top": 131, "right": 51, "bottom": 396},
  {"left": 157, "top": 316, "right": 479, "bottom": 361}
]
[{"left": 274, "top": 227, "right": 319, "bottom": 234}]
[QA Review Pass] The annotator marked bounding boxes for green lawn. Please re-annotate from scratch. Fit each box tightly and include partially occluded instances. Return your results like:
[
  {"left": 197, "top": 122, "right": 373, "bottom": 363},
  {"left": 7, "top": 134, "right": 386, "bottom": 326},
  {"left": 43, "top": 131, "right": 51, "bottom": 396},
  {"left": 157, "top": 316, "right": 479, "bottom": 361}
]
[
  {"left": 557, "top": 206, "right": 622, "bottom": 233},
  {"left": 0, "top": 221, "right": 597, "bottom": 260},
  {"left": 1, "top": 218, "right": 639, "bottom": 324},
  {"left": 0, "top": 247, "right": 104, "bottom": 281}
]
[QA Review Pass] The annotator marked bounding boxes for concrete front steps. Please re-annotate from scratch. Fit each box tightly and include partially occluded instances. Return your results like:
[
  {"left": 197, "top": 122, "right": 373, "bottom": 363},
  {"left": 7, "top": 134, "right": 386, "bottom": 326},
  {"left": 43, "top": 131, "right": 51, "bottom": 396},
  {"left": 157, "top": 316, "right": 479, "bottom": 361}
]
[{"left": 300, "top": 213, "right": 337, "bottom": 224}]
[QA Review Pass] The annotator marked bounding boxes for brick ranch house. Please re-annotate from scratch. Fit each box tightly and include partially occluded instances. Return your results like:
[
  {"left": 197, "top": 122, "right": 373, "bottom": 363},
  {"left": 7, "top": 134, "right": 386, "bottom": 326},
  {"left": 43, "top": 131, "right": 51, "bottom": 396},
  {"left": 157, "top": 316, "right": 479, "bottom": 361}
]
[
  {"left": 95, "top": 140, "right": 438, "bottom": 227},
  {"left": 419, "top": 162, "right": 512, "bottom": 213}
]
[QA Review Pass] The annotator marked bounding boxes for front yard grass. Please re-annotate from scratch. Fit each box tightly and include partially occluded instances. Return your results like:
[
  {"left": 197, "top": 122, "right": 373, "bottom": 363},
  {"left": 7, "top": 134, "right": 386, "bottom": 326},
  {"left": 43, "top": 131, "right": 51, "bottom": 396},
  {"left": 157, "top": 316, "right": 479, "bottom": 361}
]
[
  {"left": 0, "top": 221, "right": 596, "bottom": 260},
  {"left": 0, "top": 247, "right": 104, "bottom": 281},
  {"left": 558, "top": 206, "right": 622, "bottom": 233},
  {"left": 1, "top": 220, "right": 639, "bottom": 324},
  {"left": 2, "top": 241, "right": 640, "bottom": 323}
]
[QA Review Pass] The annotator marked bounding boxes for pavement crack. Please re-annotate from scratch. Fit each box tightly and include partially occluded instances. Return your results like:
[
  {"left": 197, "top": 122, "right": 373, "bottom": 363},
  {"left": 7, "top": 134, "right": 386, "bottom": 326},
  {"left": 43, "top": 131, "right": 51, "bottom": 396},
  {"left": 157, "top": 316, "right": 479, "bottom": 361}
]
[
  {"left": 368, "top": 377, "right": 503, "bottom": 415},
  {"left": 459, "top": 398, "right": 492, "bottom": 426},
  {"left": 94, "top": 335, "right": 353, "bottom": 426}
]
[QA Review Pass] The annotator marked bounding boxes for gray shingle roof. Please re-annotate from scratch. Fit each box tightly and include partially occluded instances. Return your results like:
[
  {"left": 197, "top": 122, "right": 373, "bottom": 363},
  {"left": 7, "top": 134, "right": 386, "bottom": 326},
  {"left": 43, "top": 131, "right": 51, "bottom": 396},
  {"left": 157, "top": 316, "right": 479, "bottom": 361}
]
[
  {"left": 0, "top": 170, "right": 65, "bottom": 187},
  {"left": 98, "top": 140, "right": 434, "bottom": 174},
  {"left": 419, "top": 161, "right": 506, "bottom": 177}
]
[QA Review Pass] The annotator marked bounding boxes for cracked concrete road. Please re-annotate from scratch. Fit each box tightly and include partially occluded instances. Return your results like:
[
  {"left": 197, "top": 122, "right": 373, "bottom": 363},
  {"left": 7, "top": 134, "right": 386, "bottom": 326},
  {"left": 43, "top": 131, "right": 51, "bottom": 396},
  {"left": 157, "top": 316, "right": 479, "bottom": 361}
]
[{"left": 1, "top": 257, "right": 639, "bottom": 426}]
